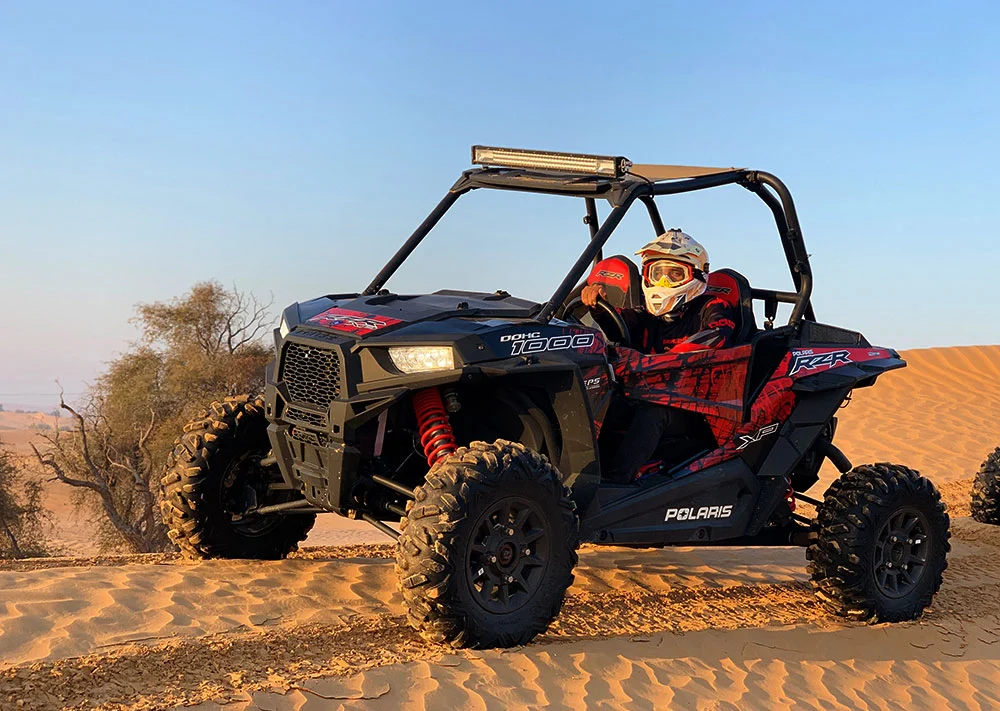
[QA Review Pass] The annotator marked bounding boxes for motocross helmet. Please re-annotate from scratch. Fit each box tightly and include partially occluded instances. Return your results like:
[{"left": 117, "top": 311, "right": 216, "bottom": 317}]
[{"left": 635, "top": 229, "right": 709, "bottom": 318}]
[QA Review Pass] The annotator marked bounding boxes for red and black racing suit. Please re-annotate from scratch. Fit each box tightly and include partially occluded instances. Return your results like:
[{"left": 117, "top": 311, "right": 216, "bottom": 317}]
[
  {"left": 603, "top": 293, "right": 738, "bottom": 483},
  {"left": 618, "top": 293, "right": 737, "bottom": 355}
]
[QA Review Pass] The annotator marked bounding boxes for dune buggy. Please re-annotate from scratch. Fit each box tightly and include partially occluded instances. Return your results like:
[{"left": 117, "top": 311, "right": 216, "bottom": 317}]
[{"left": 161, "top": 146, "right": 950, "bottom": 648}]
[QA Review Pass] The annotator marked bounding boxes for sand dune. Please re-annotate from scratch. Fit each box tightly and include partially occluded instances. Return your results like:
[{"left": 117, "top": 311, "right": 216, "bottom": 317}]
[
  {"left": 817, "top": 345, "right": 1000, "bottom": 515},
  {"left": 0, "top": 345, "right": 999, "bottom": 709}
]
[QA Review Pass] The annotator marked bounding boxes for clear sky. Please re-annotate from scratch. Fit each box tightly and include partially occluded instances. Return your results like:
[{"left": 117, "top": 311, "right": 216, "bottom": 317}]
[{"left": 1, "top": 1, "right": 998, "bottom": 408}]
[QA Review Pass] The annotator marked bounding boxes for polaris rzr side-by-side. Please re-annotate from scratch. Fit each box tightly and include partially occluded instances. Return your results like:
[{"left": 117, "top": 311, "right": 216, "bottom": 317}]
[{"left": 161, "top": 146, "right": 950, "bottom": 648}]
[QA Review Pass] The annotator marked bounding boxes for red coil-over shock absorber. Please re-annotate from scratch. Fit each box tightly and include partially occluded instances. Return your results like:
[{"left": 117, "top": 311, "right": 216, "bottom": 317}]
[{"left": 412, "top": 387, "right": 457, "bottom": 466}]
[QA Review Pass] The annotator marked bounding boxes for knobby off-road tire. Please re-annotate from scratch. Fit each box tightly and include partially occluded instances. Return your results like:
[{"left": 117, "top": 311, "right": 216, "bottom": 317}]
[
  {"left": 395, "top": 439, "right": 579, "bottom": 648},
  {"left": 971, "top": 447, "right": 1000, "bottom": 525},
  {"left": 160, "top": 395, "right": 314, "bottom": 559},
  {"left": 807, "top": 463, "right": 949, "bottom": 622}
]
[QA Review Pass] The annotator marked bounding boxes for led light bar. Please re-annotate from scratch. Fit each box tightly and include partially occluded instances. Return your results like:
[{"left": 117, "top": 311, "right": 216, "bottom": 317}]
[{"left": 472, "top": 145, "right": 632, "bottom": 178}]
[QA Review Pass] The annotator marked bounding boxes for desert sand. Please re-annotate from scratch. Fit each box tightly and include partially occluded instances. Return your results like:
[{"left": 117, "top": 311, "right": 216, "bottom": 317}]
[{"left": 1, "top": 345, "right": 999, "bottom": 710}]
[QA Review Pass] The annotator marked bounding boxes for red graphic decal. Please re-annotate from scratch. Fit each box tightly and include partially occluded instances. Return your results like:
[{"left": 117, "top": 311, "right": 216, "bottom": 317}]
[
  {"left": 613, "top": 344, "right": 752, "bottom": 444},
  {"left": 307, "top": 307, "right": 404, "bottom": 335},
  {"left": 685, "top": 359, "right": 796, "bottom": 473},
  {"left": 569, "top": 326, "right": 607, "bottom": 356}
]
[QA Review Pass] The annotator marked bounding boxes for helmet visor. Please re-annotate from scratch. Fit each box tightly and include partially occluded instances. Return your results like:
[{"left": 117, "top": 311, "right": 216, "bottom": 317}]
[{"left": 642, "top": 258, "right": 695, "bottom": 288}]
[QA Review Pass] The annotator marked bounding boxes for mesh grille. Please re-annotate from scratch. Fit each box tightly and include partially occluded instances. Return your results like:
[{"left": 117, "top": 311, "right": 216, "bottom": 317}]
[
  {"left": 284, "top": 406, "right": 327, "bottom": 428},
  {"left": 282, "top": 342, "right": 342, "bottom": 407}
]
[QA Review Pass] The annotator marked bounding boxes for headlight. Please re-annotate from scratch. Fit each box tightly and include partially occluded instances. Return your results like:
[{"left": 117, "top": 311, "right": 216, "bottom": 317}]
[
  {"left": 388, "top": 346, "right": 455, "bottom": 373},
  {"left": 279, "top": 315, "right": 291, "bottom": 339}
]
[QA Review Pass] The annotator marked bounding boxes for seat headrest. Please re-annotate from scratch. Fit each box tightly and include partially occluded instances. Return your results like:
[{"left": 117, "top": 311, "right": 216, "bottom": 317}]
[
  {"left": 706, "top": 268, "right": 756, "bottom": 343},
  {"left": 587, "top": 255, "right": 644, "bottom": 310}
]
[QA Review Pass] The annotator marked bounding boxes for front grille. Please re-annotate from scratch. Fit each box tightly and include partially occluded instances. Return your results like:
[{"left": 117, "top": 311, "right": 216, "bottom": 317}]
[
  {"left": 282, "top": 342, "right": 342, "bottom": 408},
  {"left": 284, "top": 405, "right": 327, "bottom": 429}
]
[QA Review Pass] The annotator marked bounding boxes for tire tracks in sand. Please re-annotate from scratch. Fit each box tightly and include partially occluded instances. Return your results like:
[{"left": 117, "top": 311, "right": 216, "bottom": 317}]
[{"left": 1, "top": 515, "right": 999, "bottom": 710}]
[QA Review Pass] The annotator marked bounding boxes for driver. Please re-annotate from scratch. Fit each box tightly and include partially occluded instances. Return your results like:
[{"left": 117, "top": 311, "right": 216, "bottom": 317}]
[
  {"left": 582, "top": 229, "right": 735, "bottom": 353},
  {"left": 581, "top": 229, "right": 737, "bottom": 483}
]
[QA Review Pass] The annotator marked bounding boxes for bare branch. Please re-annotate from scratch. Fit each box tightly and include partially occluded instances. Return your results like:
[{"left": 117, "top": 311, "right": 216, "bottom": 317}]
[
  {"left": 136, "top": 409, "right": 156, "bottom": 478},
  {"left": 30, "top": 443, "right": 106, "bottom": 495},
  {"left": 59, "top": 395, "right": 109, "bottom": 489}
]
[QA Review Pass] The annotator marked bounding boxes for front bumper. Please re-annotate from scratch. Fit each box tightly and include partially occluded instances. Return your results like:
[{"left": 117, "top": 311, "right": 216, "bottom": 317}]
[
  {"left": 264, "top": 329, "right": 462, "bottom": 513},
  {"left": 264, "top": 331, "right": 369, "bottom": 513}
]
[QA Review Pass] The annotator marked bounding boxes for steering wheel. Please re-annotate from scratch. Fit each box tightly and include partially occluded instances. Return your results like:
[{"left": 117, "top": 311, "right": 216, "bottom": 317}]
[{"left": 561, "top": 294, "right": 632, "bottom": 348}]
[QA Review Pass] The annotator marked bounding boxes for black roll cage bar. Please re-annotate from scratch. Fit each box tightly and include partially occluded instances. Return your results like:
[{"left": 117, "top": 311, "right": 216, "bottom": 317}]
[{"left": 363, "top": 167, "right": 815, "bottom": 328}]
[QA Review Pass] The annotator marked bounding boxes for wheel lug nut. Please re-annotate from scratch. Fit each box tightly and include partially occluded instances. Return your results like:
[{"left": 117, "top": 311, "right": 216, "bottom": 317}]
[
  {"left": 887, "top": 562, "right": 893, "bottom": 568},
  {"left": 506, "top": 575, "right": 514, "bottom": 583},
  {"left": 523, "top": 548, "right": 531, "bottom": 556},
  {"left": 489, "top": 555, "right": 497, "bottom": 563},
  {"left": 507, "top": 528, "right": 514, "bottom": 536}
]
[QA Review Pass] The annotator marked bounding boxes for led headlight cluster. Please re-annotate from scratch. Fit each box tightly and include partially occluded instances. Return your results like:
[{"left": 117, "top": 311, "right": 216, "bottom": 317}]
[{"left": 388, "top": 346, "right": 455, "bottom": 374}]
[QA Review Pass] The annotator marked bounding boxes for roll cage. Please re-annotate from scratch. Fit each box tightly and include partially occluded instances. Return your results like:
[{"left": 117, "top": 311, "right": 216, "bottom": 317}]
[{"left": 363, "top": 147, "right": 815, "bottom": 330}]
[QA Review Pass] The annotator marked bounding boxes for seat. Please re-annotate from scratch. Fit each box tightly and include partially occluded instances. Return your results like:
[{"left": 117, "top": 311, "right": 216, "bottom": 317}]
[
  {"left": 706, "top": 268, "right": 757, "bottom": 344},
  {"left": 586, "top": 255, "right": 644, "bottom": 310}
]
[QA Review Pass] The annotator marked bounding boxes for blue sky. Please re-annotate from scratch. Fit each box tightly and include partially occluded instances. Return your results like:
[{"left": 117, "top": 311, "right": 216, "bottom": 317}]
[{"left": 1, "top": 1, "right": 998, "bottom": 407}]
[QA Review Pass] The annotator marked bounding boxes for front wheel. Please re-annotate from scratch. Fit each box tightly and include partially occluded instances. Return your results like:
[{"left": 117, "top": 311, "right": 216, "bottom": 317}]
[
  {"left": 160, "top": 395, "right": 315, "bottom": 559},
  {"left": 395, "top": 440, "right": 579, "bottom": 648},
  {"left": 807, "top": 463, "right": 950, "bottom": 622}
]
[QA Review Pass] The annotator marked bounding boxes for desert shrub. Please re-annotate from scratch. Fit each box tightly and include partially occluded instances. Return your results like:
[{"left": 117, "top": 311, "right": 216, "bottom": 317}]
[
  {"left": 33, "top": 282, "right": 273, "bottom": 553},
  {"left": 0, "top": 445, "right": 51, "bottom": 558}
]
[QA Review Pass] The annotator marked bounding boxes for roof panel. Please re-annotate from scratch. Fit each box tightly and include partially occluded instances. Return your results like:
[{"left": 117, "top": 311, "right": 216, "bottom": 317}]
[{"left": 629, "top": 164, "right": 744, "bottom": 181}]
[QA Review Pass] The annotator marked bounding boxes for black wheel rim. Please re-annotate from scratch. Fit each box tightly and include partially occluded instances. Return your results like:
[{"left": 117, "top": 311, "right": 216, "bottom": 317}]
[
  {"left": 220, "top": 450, "right": 284, "bottom": 536},
  {"left": 465, "top": 496, "right": 550, "bottom": 614},
  {"left": 873, "top": 507, "right": 931, "bottom": 599}
]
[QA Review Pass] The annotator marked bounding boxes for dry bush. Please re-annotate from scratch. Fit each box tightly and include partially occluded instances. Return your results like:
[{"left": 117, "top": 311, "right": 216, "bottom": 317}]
[
  {"left": 0, "top": 444, "right": 51, "bottom": 559},
  {"left": 33, "top": 282, "right": 273, "bottom": 553}
]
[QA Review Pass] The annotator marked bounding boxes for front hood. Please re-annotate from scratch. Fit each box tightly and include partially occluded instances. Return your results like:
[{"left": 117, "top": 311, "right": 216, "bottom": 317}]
[{"left": 289, "top": 290, "right": 541, "bottom": 341}]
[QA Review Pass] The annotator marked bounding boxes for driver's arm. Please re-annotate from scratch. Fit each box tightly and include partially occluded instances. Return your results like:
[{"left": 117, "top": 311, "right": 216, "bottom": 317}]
[
  {"left": 581, "top": 283, "right": 645, "bottom": 348},
  {"left": 668, "top": 298, "right": 736, "bottom": 353},
  {"left": 669, "top": 327, "right": 731, "bottom": 353},
  {"left": 582, "top": 283, "right": 638, "bottom": 325}
]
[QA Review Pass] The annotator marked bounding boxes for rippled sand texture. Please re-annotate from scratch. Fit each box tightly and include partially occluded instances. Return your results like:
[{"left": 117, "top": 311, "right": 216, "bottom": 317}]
[{"left": 0, "top": 345, "right": 998, "bottom": 710}]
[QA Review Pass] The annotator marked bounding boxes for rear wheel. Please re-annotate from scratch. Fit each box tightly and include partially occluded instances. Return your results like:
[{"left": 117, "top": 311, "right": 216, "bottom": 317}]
[
  {"left": 807, "top": 463, "right": 949, "bottom": 622},
  {"left": 160, "top": 395, "right": 315, "bottom": 559},
  {"left": 395, "top": 439, "right": 579, "bottom": 648},
  {"left": 971, "top": 447, "right": 1000, "bottom": 525}
]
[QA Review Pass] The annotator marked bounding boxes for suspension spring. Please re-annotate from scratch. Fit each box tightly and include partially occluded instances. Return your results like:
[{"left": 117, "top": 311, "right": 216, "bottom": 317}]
[{"left": 412, "top": 387, "right": 457, "bottom": 466}]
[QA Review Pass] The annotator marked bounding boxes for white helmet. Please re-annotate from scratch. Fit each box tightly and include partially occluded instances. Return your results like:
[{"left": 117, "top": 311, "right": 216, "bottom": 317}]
[{"left": 635, "top": 229, "right": 709, "bottom": 317}]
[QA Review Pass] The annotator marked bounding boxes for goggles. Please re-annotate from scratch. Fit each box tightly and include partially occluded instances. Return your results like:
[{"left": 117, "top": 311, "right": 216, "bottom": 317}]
[{"left": 641, "top": 258, "right": 702, "bottom": 288}]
